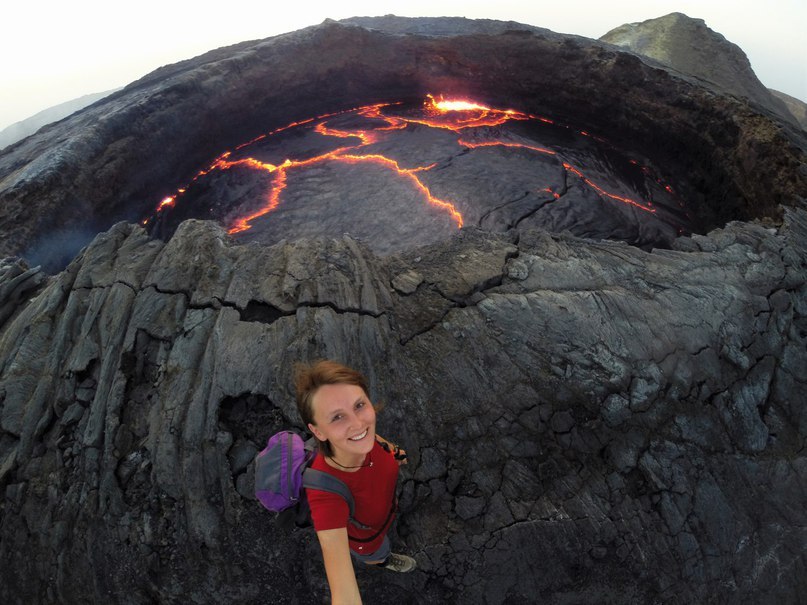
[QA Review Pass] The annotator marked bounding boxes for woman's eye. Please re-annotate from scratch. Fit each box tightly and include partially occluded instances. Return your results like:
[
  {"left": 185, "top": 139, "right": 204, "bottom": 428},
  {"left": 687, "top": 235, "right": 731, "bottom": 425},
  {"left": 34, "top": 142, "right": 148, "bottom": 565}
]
[
  {"left": 356, "top": 401, "right": 365, "bottom": 409},
  {"left": 331, "top": 414, "right": 342, "bottom": 422}
]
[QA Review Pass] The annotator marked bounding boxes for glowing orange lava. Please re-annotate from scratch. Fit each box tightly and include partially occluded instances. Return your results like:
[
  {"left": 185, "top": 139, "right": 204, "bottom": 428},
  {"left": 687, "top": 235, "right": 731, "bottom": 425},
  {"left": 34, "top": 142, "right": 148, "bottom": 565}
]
[
  {"left": 225, "top": 148, "right": 462, "bottom": 234},
  {"left": 430, "top": 96, "right": 491, "bottom": 112},
  {"left": 153, "top": 94, "right": 669, "bottom": 234},
  {"left": 412, "top": 94, "right": 530, "bottom": 131},
  {"left": 563, "top": 163, "right": 655, "bottom": 213},
  {"left": 457, "top": 138, "right": 556, "bottom": 156}
]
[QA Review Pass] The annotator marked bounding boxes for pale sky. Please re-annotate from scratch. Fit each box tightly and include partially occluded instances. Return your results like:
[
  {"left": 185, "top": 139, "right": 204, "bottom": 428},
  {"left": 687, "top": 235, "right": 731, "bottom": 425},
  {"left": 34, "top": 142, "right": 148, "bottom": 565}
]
[{"left": 1, "top": 0, "right": 805, "bottom": 131}]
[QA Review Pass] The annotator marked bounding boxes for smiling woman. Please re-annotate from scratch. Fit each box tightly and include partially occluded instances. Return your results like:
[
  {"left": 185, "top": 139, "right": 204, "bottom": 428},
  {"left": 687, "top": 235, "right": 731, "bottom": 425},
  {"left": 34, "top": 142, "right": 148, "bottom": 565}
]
[{"left": 294, "top": 360, "right": 416, "bottom": 603}]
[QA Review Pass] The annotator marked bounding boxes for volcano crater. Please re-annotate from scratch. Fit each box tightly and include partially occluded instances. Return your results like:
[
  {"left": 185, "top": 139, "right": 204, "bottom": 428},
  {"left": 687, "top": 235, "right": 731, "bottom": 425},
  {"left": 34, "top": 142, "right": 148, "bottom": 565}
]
[{"left": 2, "top": 18, "right": 804, "bottom": 269}]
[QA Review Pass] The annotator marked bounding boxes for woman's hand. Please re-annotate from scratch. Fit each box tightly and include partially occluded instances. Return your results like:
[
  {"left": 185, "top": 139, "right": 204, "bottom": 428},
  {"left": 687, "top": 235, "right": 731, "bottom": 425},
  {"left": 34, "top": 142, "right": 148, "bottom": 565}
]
[
  {"left": 392, "top": 445, "right": 407, "bottom": 465},
  {"left": 376, "top": 435, "right": 408, "bottom": 465}
]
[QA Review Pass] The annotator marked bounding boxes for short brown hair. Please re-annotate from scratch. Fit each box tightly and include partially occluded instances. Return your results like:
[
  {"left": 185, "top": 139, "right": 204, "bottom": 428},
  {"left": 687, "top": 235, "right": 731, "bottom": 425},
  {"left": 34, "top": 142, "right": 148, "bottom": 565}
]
[{"left": 294, "top": 360, "right": 370, "bottom": 457}]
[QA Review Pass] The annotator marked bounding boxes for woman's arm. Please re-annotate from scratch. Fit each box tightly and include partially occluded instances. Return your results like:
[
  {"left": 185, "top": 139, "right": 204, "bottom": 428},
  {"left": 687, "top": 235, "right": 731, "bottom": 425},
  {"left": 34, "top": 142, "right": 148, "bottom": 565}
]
[{"left": 316, "top": 527, "right": 362, "bottom": 604}]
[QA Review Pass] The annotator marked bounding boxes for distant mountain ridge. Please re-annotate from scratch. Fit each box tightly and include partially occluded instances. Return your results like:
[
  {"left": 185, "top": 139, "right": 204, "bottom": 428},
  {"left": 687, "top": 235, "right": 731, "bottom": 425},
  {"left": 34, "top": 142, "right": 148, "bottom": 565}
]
[
  {"left": 0, "top": 89, "right": 118, "bottom": 150},
  {"left": 600, "top": 12, "right": 804, "bottom": 129}
]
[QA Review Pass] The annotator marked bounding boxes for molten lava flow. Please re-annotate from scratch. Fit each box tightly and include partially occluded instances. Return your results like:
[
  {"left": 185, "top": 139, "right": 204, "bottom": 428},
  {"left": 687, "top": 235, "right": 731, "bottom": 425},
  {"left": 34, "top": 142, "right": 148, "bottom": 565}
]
[
  {"left": 428, "top": 95, "right": 490, "bottom": 112},
  {"left": 226, "top": 149, "right": 463, "bottom": 234},
  {"left": 563, "top": 163, "right": 655, "bottom": 213},
  {"left": 229, "top": 166, "right": 288, "bottom": 234},
  {"left": 411, "top": 94, "right": 530, "bottom": 131},
  {"left": 315, "top": 118, "right": 381, "bottom": 145},
  {"left": 457, "top": 138, "right": 556, "bottom": 156},
  {"left": 152, "top": 94, "right": 673, "bottom": 235}
]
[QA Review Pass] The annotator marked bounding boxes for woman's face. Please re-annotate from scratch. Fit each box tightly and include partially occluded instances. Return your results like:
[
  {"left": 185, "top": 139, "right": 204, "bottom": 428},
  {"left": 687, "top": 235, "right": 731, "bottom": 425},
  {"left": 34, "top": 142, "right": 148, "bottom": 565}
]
[{"left": 307, "top": 383, "right": 377, "bottom": 460}]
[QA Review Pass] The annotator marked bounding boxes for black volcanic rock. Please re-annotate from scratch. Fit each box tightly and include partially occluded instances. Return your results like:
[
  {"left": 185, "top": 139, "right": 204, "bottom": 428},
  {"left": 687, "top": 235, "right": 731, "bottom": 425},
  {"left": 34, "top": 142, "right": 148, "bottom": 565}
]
[
  {"left": 340, "top": 15, "right": 546, "bottom": 36},
  {"left": 0, "top": 258, "right": 47, "bottom": 327},
  {"left": 1, "top": 212, "right": 806, "bottom": 603}
]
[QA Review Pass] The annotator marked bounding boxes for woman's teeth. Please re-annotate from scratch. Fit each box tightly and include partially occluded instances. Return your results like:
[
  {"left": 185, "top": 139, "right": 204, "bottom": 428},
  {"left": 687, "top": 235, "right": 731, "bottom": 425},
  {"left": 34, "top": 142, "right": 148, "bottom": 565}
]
[{"left": 349, "top": 429, "right": 368, "bottom": 441}]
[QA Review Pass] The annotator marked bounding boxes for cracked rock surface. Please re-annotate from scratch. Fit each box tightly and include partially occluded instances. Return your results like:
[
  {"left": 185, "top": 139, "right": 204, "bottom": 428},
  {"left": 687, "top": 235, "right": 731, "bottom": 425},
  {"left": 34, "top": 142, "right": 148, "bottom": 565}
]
[
  {"left": 0, "top": 258, "right": 48, "bottom": 328},
  {"left": 1, "top": 213, "right": 806, "bottom": 604}
]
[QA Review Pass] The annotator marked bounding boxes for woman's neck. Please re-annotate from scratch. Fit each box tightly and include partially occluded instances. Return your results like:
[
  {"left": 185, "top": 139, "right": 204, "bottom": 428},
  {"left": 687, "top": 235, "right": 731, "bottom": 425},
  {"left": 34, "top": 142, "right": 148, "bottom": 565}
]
[{"left": 326, "top": 449, "right": 370, "bottom": 472}]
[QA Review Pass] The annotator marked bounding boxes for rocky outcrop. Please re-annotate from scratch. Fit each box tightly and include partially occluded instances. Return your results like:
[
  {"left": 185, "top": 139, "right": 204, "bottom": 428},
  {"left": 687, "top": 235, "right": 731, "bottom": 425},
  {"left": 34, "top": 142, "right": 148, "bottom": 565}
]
[
  {"left": 1, "top": 18, "right": 806, "bottom": 271},
  {"left": 1, "top": 212, "right": 806, "bottom": 603},
  {"left": 771, "top": 89, "right": 807, "bottom": 130},
  {"left": 0, "top": 258, "right": 48, "bottom": 327},
  {"left": 600, "top": 12, "right": 799, "bottom": 127}
]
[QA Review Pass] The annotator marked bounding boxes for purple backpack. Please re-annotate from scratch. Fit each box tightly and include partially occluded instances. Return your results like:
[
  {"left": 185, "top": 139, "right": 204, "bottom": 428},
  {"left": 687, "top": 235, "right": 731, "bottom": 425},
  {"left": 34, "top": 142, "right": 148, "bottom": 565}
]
[{"left": 254, "top": 430, "right": 369, "bottom": 529}]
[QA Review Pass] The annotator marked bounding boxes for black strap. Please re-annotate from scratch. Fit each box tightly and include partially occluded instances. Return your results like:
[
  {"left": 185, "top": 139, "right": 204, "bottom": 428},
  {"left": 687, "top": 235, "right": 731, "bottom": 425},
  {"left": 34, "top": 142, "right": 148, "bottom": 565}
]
[
  {"left": 346, "top": 492, "right": 397, "bottom": 544},
  {"left": 302, "top": 468, "right": 372, "bottom": 530}
]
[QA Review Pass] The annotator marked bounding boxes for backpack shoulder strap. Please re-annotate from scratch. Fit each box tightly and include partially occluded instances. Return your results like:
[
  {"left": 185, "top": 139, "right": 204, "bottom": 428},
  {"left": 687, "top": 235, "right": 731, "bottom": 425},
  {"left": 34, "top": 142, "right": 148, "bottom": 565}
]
[
  {"left": 302, "top": 468, "right": 371, "bottom": 530},
  {"left": 302, "top": 468, "right": 355, "bottom": 514},
  {"left": 303, "top": 436, "right": 319, "bottom": 452}
]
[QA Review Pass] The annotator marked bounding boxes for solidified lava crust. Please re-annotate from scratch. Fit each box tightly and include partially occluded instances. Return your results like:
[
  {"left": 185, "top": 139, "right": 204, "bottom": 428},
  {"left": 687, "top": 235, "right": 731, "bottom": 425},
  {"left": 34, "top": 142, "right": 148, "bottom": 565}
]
[{"left": 145, "top": 96, "right": 689, "bottom": 253}]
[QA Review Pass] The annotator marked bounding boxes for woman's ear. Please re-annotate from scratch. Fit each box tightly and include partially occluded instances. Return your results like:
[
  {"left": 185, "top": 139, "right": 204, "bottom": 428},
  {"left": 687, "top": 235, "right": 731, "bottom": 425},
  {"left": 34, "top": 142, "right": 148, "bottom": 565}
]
[{"left": 308, "top": 422, "right": 325, "bottom": 442}]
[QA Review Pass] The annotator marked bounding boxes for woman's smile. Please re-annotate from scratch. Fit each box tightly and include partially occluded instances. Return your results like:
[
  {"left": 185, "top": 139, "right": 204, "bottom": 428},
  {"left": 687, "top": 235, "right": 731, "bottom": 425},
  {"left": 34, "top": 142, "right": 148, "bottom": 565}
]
[{"left": 349, "top": 429, "right": 369, "bottom": 441}]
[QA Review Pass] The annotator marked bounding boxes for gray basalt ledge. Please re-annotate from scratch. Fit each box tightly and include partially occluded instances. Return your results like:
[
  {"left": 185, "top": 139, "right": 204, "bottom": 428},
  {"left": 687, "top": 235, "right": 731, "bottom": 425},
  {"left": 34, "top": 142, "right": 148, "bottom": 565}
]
[{"left": 0, "top": 208, "right": 805, "bottom": 603}]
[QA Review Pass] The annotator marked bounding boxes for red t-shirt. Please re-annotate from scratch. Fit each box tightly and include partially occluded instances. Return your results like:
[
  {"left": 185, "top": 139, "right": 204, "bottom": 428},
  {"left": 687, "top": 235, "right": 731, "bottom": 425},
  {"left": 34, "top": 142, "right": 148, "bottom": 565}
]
[{"left": 307, "top": 439, "right": 399, "bottom": 555}]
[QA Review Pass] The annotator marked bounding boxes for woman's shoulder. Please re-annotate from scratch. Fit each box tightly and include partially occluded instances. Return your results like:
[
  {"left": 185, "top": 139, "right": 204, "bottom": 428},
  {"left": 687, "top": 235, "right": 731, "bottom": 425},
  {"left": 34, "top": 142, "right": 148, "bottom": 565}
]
[{"left": 310, "top": 452, "right": 330, "bottom": 471}]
